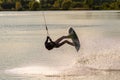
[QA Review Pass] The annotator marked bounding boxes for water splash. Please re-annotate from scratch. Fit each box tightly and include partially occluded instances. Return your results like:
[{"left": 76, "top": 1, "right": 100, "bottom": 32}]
[{"left": 5, "top": 66, "right": 61, "bottom": 75}]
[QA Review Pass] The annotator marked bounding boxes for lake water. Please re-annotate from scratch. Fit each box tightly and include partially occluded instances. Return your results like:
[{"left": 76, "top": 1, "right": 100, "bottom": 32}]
[{"left": 0, "top": 11, "right": 120, "bottom": 80}]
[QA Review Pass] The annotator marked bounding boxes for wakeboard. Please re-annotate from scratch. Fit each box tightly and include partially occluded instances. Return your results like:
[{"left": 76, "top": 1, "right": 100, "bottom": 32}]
[{"left": 69, "top": 27, "right": 80, "bottom": 52}]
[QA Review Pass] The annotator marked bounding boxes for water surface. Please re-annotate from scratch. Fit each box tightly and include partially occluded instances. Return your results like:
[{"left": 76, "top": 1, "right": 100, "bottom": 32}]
[{"left": 0, "top": 11, "right": 120, "bottom": 80}]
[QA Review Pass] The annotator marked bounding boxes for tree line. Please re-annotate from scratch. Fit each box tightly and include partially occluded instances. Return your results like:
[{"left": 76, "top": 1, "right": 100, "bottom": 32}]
[{"left": 0, "top": 0, "right": 120, "bottom": 11}]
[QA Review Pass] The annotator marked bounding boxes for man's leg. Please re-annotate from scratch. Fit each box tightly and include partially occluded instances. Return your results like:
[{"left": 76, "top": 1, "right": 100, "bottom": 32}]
[
  {"left": 55, "top": 35, "right": 71, "bottom": 44},
  {"left": 55, "top": 40, "right": 74, "bottom": 48}
]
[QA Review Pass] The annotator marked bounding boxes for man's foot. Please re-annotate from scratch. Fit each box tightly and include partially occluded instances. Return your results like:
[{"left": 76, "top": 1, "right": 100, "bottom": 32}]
[{"left": 67, "top": 34, "right": 74, "bottom": 38}]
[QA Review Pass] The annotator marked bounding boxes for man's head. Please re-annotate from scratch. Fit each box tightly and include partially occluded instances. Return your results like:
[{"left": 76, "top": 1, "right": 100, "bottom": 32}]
[{"left": 45, "top": 42, "right": 54, "bottom": 50}]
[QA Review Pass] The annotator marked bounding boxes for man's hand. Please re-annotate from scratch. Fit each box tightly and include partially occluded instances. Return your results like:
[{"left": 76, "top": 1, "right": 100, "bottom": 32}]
[{"left": 47, "top": 36, "right": 50, "bottom": 38}]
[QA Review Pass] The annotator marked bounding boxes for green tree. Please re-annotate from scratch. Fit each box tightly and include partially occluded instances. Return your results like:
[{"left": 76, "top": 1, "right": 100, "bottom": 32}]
[
  {"left": 53, "top": 0, "right": 62, "bottom": 9},
  {"left": 71, "top": 2, "right": 84, "bottom": 8},
  {"left": 73, "top": 0, "right": 84, "bottom": 2},
  {"left": 15, "top": 1, "right": 22, "bottom": 10},
  {"left": 110, "top": 2, "right": 120, "bottom": 10},
  {"left": 85, "top": 0, "right": 94, "bottom": 9},
  {"left": 40, "top": 0, "right": 53, "bottom": 9},
  {"left": 0, "top": 0, "right": 3, "bottom": 4},
  {"left": 29, "top": 1, "right": 40, "bottom": 10},
  {"left": 102, "top": 2, "right": 111, "bottom": 10},
  {"left": 62, "top": 0, "right": 72, "bottom": 10}
]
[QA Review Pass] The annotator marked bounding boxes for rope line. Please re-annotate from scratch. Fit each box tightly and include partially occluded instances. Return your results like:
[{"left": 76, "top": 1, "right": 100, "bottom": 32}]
[{"left": 42, "top": 11, "right": 49, "bottom": 36}]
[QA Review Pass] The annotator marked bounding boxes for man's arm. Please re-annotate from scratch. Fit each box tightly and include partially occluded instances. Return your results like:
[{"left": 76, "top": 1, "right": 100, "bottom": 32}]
[
  {"left": 45, "top": 36, "right": 49, "bottom": 44},
  {"left": 45, "top": 36, "right": 53, "bottom": 44},
  {"left": 48, "top": 36, "right": 53, "bottom": 42}
]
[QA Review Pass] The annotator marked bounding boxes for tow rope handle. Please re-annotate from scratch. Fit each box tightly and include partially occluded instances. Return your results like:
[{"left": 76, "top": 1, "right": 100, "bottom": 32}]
[{"left": 45, "top": 25, "right": 49, "bottom": 36}]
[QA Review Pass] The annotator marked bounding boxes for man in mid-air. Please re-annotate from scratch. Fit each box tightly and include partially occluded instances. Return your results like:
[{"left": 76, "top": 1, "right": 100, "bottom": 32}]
[{"left": 45, "top": 35, "right": 74, "bottom": 50}]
